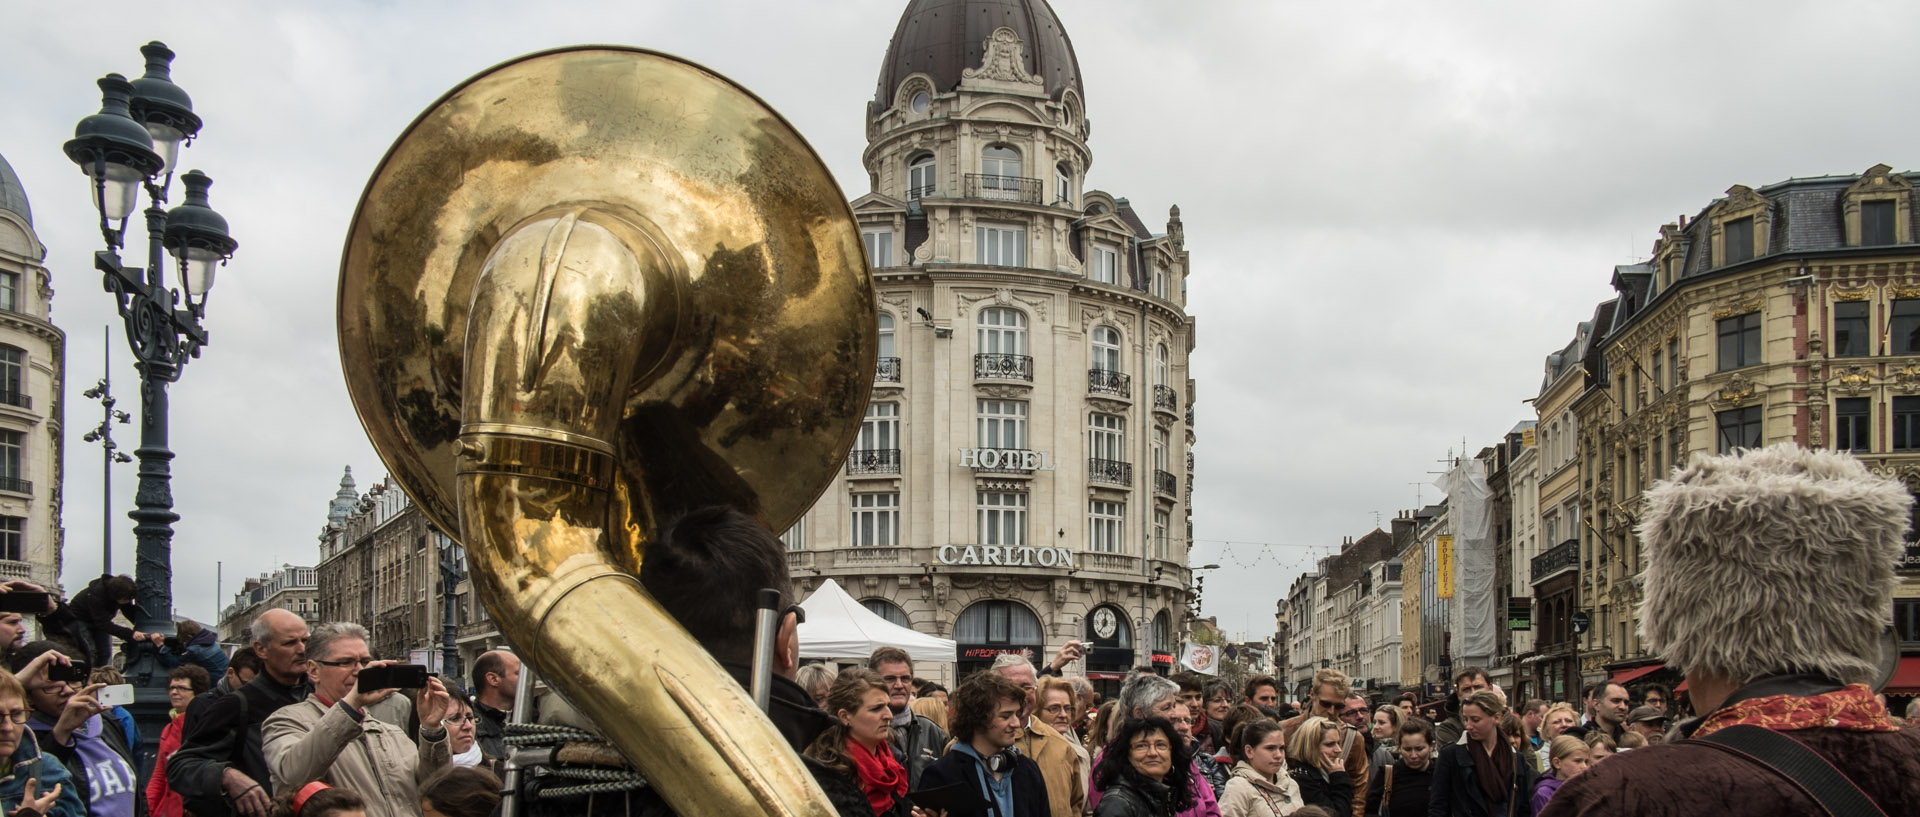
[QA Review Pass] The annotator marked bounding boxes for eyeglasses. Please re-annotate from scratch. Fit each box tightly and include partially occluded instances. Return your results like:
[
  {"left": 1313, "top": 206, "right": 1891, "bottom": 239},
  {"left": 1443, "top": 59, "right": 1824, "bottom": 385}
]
[
  {"left": 1314, "top": 698, "right": 1341, "bottom": 710},
  {"left": 785, "top": 605, "right": 806, "bottom": 625},
  {"left": 167, "top": 685, "right": 195, "bottom": 694},
  {"left": 312, "top": 657, "right": 375, "bottom": 668},
  {"left": 0, "top": 710, "right": 25, "bottom": 725},
  {"left": 442, "top": 715, "right": 478, "bottom": 724},
  {"left": 879, "top": 675, "right": 913, "bottom": 686}
]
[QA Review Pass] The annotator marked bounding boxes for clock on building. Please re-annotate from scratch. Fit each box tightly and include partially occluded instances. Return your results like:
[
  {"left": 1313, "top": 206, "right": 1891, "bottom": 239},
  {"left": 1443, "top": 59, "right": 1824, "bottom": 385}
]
[{"left": 1092, "top": 608, "right": 1117, "bottom": 640}]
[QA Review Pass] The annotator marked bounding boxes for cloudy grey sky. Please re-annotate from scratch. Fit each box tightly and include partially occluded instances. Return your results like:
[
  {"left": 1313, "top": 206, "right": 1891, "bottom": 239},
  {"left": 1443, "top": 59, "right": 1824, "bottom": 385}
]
[{"left": 4, "top": 1, "right": 1917, "bottom": 638}]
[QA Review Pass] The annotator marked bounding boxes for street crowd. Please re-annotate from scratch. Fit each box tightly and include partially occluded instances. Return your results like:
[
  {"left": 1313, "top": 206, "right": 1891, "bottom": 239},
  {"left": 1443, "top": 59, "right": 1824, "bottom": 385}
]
[{"left": 0, "top": 446, "right": 1908, "bottom": 817}]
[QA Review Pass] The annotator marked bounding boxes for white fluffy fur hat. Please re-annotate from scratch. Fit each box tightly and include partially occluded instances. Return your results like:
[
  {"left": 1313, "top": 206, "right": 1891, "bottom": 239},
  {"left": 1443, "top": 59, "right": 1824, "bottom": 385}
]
[{"left": 1636, "top": 444, "right": 1909, "bottom": 685}]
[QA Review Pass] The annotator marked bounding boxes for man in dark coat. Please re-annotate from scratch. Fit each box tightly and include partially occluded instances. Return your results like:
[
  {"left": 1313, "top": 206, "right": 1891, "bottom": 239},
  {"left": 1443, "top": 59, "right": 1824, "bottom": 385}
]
[
  {"left": 166, "top": 608, "right": 310, "bottom": 817},
  {"left": 918, "top": 670, "right": 1050, "bottom": 817},
  {"left": 40, "top": 575, "right": 148, "bottom": 666},
  {"left": 1541, "top": 446, "right": 1920, "bottom": 817}
]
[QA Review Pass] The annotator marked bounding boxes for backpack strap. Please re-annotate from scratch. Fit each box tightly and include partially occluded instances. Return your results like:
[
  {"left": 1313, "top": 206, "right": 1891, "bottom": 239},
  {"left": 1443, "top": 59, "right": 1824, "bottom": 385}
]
[{"left": 1686, "top": 725, "right": 1888, "bottom": 817}]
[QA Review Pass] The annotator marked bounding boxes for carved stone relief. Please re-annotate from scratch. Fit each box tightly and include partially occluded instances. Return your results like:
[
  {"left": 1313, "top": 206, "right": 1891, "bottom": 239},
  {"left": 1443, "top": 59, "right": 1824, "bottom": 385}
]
[{"left": 963, "top": 28, "right": 1046, "bottom": 86}]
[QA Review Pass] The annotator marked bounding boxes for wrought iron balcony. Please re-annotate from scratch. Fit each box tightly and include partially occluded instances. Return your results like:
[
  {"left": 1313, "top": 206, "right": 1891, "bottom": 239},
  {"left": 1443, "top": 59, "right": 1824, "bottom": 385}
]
[
  {"left": 0, "top": 477, "right": 30, "bottom": 495},
  {"left": 965, "top": 173, "right": 1042, "bottom": 204},
  {"left": 1154, "top": 470, "right": 1177, "bottom": 496},
  {"left": 906, "top": 184, "right": 936, "bottom": 201},
  {"left": 847, "top": 449, "right": 901, "bottom": 476},
  {"left": 875, "top": 357, "right": 901, "bottom": 383},
  {"left": 974, "top": 353, "right": 1033, "bottom": 381},
  {"left": 1088, "top": 458, "right": 1132, "bottom": 486},
  {"left": 1532, "top": 539, "right": 1580, "bottom": 584},
  {"left": 1153, "top": 385, "right": 1178, "bottom": 413},
  {"left": 1088, "top": 368, "right": 1130, "bottom": 397},
  {"left": 0, "top": 391, "right": 27, "bottom": 409}
]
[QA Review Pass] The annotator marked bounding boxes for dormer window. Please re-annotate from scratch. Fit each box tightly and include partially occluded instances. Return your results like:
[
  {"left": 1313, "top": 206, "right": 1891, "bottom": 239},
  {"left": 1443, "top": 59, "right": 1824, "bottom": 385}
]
[
  {"left": 1091, "top": 243, "right": 1118, "bottom": 284},
  {"left": 1863, "top": 200, "right": 1897, "bottom": 246},
  {"left": 1724, "top": 217, "right": 1755, "bottom": 264}
]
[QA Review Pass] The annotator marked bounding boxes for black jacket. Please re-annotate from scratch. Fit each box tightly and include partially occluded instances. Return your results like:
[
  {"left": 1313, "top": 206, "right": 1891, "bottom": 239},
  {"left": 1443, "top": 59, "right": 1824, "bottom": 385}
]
[
  {"left": 166, "top": 671, "right": 309, "bottom": 814},
  {"left": 1093, "top": 775, "right": 1177, "bottom": 817},
  {"left": 1291, "top": 764, "right": 1353, "bottom": 814},
  {"left": 918, "top": 746, "right": 1051, "bottom": 817},
  {"left": 891, "top": 709, "right": 949, "bottom": 790},
  {"left": 1366, "top": 759, "right": 1435, "bottom": 817},
  {"left": 472, "top": 698, "right": 509, "bottom": 761},
  {"left": 1426, "top": 742, "right": 1535, "bottom": 817}
]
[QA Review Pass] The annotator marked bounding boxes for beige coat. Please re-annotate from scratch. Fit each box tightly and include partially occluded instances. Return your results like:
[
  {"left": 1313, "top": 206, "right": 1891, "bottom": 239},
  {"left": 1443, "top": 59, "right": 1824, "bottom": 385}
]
[
  {"left": 1218, "top": 760, "right": 1303, "bottom": 817},
  {"left": 1012, "top": 716, "right": 1087, "bottom": 817},
  {"left": 262, "top": 695, "right": 450, "bottom": 817}
]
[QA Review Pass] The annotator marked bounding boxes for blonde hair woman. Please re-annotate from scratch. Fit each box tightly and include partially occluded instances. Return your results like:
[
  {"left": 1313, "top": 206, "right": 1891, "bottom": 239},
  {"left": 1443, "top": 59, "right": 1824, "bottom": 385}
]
[
  {"left": 1529, "top": 735, "right": 1591, "bottom": 814},
  {"left": 1534, "top": 702, "right": 1577, "bottom": 771},
  {"left": 1285, "top": 716, "right": 1350, "bottom": 813}
]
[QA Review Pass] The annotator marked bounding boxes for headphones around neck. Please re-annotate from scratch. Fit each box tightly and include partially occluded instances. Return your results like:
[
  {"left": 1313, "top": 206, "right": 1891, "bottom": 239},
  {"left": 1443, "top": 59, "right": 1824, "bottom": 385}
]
[{"left": 985, "top": 745, "right": 1019, "bottom": 774}]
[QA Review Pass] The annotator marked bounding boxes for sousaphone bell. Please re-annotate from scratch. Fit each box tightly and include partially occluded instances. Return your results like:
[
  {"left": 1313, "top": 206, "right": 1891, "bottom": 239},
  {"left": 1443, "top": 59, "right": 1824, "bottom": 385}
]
[{"left": 337, "top": 46, "right": 873, "bottom": 817}]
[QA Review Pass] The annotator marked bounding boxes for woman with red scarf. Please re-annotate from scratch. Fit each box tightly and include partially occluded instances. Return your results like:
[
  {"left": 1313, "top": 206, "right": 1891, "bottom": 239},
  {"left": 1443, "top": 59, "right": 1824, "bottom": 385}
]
[{"left": 805, "top": 668, "right": 922, "bottom": 817}]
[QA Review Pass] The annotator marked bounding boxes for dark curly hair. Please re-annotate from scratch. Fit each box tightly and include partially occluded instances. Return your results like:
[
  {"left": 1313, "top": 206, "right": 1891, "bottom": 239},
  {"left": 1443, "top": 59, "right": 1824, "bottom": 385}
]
[
  {"left": 948, "top": 669, "right": 1026, "bottom": 742},
  {"left": 1091, "top": 716, "right": 1194, "bottom": 812}
]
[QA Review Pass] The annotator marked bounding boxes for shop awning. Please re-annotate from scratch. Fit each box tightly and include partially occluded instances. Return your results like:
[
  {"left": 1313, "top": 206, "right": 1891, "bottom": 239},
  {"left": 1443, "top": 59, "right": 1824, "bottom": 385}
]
[
  {"left": 1674, "top": 679, "right": 1688, "bottom": 693},
  {"left": 1607, "top": 663, "right": 1665, "bottom": 686},
  {"left": 1885, "top": 656, "right": 1920, "bottom": 694}
]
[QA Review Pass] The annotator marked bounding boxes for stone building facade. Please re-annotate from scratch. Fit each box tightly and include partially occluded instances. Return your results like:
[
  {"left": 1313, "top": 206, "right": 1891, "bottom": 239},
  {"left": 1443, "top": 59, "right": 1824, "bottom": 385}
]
[
  {"left": 216, "top": 565, "right": 318, "bottom": 644},
  {"left": 1575, "top": 164, "right": 1920, "bottom": 693},
  {"left": 782, "top": 0, "right": 1198, "bottom": 692},
  {"left": 314, "top": 468, "right": 498, "bottom": 677},
  {"left": 1523, "top": 321, "right": 1589, "bottom": 703},
  {"left": 0, "top": 154, "right": 66, "bottom": 592}
]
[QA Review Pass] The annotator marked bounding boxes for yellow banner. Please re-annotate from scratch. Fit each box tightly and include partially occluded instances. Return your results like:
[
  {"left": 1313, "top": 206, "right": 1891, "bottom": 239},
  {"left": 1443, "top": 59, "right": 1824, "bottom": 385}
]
[
  {"left": 1435, "top": 535, "right": 1455, "bottom": 599},
  {"left": 1522, "top": 427, "right": 1536, "bottom": 447}
]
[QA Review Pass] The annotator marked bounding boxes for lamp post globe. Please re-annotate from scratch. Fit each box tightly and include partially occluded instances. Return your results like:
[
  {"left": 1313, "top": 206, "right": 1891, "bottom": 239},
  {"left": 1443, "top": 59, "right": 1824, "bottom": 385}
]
[
  {"left": 62, "top": 74, "right": 163, "bottom": 227},
  {"left": 161, "top": 170, "right": 236, "bottom": 310},
  {"left": 127, "top": 42, "right": 201, "bottom": 178}
]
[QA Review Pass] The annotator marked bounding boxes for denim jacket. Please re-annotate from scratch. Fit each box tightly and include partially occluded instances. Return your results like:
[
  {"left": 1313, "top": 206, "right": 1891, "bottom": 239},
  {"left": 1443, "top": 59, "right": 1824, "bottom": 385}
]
[{"left": 0, "top": 731, "right": 87, "bottom": 817}]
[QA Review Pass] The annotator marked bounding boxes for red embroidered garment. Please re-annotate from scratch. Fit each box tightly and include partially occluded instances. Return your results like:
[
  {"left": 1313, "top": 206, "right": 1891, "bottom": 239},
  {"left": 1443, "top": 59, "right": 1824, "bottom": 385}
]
[{"left": 1691, "top": 683, "right": 1899, "bottom": 739}]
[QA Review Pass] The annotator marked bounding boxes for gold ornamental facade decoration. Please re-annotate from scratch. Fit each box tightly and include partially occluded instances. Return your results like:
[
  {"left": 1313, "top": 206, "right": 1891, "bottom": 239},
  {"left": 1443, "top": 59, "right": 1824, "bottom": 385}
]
[
  {"left": 1836, "top": 365, "right": 1873, "bottom": 395},
  {"left": 1895, "top": 364, "right": 1920, "bottom": 394},
  {"left": 1892, "top": 286, "right": 1920, "bottom": 301},
  {"left": 1833, "top": 287, "right": 1872, "bottom": 302},
  {"left": 1711, "top": 299, "right": 1765, "bottom": 321},
  {"left": 1712, "top": 374, "right": 1758, "bottom": 408}
]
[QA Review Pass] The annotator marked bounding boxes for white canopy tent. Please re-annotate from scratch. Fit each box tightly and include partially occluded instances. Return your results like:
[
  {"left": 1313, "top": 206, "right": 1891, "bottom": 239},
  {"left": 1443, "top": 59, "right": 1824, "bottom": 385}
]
[{"left": 797, "top": 578, "right": 955, "bottom": 665}]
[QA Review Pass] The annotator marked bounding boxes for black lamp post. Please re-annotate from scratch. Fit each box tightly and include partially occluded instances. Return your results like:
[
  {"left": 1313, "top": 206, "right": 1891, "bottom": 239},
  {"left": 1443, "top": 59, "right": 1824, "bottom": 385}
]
[
  {"left": 80, "top": 348, "right": 134, "bottom": 664},
  {"left": 63, "top": 41, "right": 235, "bottom": 760}
]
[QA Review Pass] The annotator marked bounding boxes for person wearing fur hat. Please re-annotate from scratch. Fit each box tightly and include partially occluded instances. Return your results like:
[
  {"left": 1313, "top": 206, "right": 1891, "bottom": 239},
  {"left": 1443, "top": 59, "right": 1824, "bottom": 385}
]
[{"left": 1539, "top": 445, "right": 1920, "bottom": 817}]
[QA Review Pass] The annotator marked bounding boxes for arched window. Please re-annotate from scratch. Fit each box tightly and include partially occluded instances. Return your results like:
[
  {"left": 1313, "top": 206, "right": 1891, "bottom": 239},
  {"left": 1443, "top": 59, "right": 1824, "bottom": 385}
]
[
  {"left": 907, "top": 153, "right": 935, "bottom": 201},
  {"left": 1151, "top": 611, "right": 1172, "bottom": 653},
  {"left": 982, "top": 146, "right": 1021, "bottom": 200},
  {"left": 978, "top": 308, "right": 1027, "bottom": 356},
  {"left": 1155, "top": 344, "right": 1169, "bottom": 389},
  {"left": 954, "top": 600, "right": 1043, "bottom": 645},
  {"left": 862, "top": 598, "right": 911, "bottom": 628},
  {"left": 1055, "top": 163, "right": 1073, "bottom": 205},
  {"left": 1091, "top": 326, "right": 1122, "bottom": 372}
]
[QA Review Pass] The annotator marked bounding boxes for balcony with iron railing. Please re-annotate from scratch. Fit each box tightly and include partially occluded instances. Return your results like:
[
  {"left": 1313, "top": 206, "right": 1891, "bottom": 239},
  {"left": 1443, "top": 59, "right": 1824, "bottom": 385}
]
[
  {"left": 1153, "top": 385, "right": 1178, "bottom": 414},
  {"left": 906, "top": 184, "right": 936, "bottom": 201},
  {"left": 1532, "top": 539, "right": 1580, "bottom": 584},
  {"left": 1088, "top": 458, "right": 1133, "bottom": 486},
  {"left": 1153, "top": 470, "right": 1177, "bottom": 497},
  {"left": 1088, "top": 368, "right": 1130, "bottom": 398},
  {"left": 847, "top": 449, "right": 901, "bottom": 476},
  {"left": 875, "top": 357, "right": 901, "bottom": 383},
  {"left": 964, "top": 173, "right": 1042, "bottom": 205},
  {"left": 974, "top": 353, "right": 1033, "bottom": 381},
  {"left": 0, "top": 391, "right": 29, "bottom": 410},
  {"left": 0, "top": 477, "right": 30, "bottom": 495}
]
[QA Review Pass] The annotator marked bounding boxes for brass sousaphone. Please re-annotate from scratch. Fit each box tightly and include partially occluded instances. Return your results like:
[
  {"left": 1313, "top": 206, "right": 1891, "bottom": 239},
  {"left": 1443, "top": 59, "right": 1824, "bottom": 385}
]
[{"left": 337, "top": 47, "right": 871, "bottom": 817}]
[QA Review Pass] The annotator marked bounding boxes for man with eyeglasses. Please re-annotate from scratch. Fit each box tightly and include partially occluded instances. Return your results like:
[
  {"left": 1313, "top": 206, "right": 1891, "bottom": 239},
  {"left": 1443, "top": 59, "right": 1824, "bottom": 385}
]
[
  {"left": 991, "top": 651, "right": 1087, "bottom": 817},
  {"left": 866, "top": 645, "right": 948, "bottom": 790},
  {"left": 167, "top": 608, "right": 310, "bottom": 817},
  {"left": 1279, "top": 668, "right": 1370, "bottom": 817}
]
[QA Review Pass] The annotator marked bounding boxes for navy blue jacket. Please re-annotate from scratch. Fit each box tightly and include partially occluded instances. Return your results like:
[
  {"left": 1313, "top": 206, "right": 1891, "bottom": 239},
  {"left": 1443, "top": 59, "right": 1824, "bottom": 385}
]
[{"left": 917, "top": 745, "right": 1050, "bottom": 817}]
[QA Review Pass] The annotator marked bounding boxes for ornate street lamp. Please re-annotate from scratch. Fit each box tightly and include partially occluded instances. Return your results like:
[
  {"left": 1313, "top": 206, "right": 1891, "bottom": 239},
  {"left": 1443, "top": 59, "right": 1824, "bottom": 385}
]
[{"left": 63, "top": 41, "right": 234, "bottom": 758}]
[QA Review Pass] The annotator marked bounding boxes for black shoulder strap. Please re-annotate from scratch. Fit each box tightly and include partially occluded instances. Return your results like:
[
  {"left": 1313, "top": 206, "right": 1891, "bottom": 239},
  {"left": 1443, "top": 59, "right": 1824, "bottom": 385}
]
[{"left": 1689, "top": 725, "right": 1888, "bottom": 817}]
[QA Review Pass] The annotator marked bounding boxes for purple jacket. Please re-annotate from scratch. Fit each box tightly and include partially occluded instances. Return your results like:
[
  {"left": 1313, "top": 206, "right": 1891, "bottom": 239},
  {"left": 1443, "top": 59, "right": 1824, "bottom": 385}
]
[{"left": 1529, "top": 773, "right": 1562, "bottom": 815}]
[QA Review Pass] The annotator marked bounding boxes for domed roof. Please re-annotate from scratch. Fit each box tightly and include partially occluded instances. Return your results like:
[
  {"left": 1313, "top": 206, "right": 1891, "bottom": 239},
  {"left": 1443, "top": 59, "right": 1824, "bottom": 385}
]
[
  {"left": 0, "top": 152, "right": 31, "bottom": 227},
  {"left": 873, "top": 0, "right": 1082, "bottom": 113}
]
